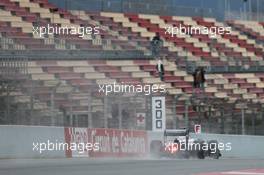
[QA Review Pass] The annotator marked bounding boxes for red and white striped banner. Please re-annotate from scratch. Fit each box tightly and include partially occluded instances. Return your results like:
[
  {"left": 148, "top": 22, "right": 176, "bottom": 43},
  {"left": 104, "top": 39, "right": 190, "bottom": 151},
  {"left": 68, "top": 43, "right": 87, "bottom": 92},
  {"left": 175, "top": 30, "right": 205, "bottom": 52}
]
[
  {"left": 64, "top": 127, "right": 148, "bottom": 158},
  {"left": 195, "top": 169, "right": 264, "bottom": 175}
]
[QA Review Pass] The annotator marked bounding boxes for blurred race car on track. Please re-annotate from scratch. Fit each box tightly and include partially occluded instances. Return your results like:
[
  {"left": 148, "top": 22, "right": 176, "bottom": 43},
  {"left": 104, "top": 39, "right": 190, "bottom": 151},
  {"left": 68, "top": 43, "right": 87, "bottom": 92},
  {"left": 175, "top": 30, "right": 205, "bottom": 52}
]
[{"left": 150, "top": 129, "right": 222, "bottom": 159}]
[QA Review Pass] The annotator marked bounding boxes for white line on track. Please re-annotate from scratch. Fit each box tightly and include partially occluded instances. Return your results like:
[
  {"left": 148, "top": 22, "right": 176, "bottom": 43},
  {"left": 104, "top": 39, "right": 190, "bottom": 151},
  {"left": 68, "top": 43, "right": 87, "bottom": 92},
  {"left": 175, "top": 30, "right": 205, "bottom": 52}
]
[
  {"left": 196, "top": 169, "right": 264, "bottom": 175},
  {"left": 221, "top": 172, "right": 264, "bottom": 175}
]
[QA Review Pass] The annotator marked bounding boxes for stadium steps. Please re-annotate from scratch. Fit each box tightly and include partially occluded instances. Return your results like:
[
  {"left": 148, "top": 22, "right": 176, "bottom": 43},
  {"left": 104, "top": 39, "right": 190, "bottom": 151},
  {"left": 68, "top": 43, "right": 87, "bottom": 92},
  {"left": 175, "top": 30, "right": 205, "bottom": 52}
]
[
  {"left": 8, "top": 0, "right": 101, "bottom": 50},
  {"left": 70, "top": 10, "right": 147, "bottom": 52},
  {"left": 0, "top": 0, "right": 60, "bottom": 49},
  {"left": 226, "top": 20, "right": 264, "bottom": 47},
  {"left": 101, "top": 59, "right": 264, "bottom": 105},
  {"left": 138, "top": 14, "right": 262, "bottom": 64},
  {"left": 83, "top": 60, "right": 197, "bottom": 117},
  {"left": 100, "top": 12, "right": 263, "bottom": 67},
  {"left": 0, "top": 34, "right": 25, "bottom": 50},
  {"left": 0, "top": 9, "right": 55, "bottom": 50},
  {"left": 139, "top": 14, "right": 213, "bottom": 57},
  {"left": 160, "top": 15, "right": 244, "bottom": 64},
  {"left": 28, "top": 61, "right": 105, "bottom": 114},
  {"left": 100, "top": 12, "right": 184, "bottom": 57},
  {"left": 11, "top": 60, "right": 264, "bottom": 121},
  {"left": 11, "top": 0, "right": 148, "bottom": 52},
  {"left": 201, "top": 18, "right": 263, "bottom": 59}
]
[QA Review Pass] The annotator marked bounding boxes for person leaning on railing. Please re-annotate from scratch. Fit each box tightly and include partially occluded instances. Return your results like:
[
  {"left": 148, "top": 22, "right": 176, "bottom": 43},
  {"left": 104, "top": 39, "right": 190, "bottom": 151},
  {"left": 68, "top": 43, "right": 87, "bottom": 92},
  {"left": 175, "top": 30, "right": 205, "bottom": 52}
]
[
  {"left": 156, "top": 59, "right": 165, "bottom": 81},
  {"left": 151, "top": 33, "right": 163, "bottom": 59}
]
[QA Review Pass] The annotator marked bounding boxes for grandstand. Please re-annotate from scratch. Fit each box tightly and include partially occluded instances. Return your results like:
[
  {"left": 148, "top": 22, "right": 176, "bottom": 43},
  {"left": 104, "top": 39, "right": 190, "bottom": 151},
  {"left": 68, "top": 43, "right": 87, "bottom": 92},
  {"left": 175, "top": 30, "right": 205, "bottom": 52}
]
[{"left": 0, "top": 0, "right": 264, "bottom": 135}]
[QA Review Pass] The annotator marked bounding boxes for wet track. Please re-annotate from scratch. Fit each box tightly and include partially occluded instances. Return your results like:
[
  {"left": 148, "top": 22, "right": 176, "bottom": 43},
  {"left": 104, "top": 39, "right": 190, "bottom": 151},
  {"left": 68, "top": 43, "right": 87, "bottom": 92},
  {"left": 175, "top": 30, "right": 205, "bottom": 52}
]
[{"left": 0, "top": 158, "right": 264, "bottom": 175}]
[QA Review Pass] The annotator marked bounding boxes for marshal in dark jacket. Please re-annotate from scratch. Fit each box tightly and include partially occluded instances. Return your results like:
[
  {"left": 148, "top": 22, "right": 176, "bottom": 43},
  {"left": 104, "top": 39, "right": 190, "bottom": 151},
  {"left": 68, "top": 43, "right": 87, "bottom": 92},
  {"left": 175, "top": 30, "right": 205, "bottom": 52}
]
[{"left": 156, "top": 61, "right": 165, "bottom": 81}]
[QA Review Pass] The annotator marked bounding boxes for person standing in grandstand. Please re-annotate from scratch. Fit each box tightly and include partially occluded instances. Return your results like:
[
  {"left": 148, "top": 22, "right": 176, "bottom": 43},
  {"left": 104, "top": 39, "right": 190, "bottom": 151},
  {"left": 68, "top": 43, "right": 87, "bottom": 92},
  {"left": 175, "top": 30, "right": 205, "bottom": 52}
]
[
  {"left": 200, "top": 67, "right": 206, "bottom": 89},
  {"left": 151, "top": 33, "right": 162, "bottom": 59},
  {"left": 192, "top": 67, "right": 205, "bottom": 89},
  {"left": 152, "top": 32, "right": 161, "bottom": 42},
  {"left": 156, "top": 59, "right": 165, "bottom": 81},
  {"left": 192, "top": 68, "right": 198, "bottom": 88}
]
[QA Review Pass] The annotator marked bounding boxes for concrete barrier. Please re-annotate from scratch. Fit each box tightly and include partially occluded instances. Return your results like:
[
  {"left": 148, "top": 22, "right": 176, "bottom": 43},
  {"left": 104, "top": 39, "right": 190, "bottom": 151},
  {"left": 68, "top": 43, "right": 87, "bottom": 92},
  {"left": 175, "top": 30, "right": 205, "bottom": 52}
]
[
  {"left": 0, "top": 125, "right": 65, "bottom": 159},
  {"left": 0, "top": 125, "right": 264, "bottom": 159},
  {"left": 147, "top": 131, "right": 264, "bottom": 159},
  {"left": 0, "top": 125, "right": 148, "bottom": 159},
  {"left": 190, "top": 133, "right": 264, "bottom": 159},
  {"left": 64, "top": 127, "right": 148, "bottom": 158}
]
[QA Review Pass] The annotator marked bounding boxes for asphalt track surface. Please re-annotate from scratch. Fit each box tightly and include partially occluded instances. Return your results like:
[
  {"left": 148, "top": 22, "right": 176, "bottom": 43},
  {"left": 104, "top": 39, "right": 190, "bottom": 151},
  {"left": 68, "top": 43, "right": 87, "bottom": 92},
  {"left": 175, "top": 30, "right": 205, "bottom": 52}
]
[{"left": 0, "top": 158, "right": 263, "bottom": 175}]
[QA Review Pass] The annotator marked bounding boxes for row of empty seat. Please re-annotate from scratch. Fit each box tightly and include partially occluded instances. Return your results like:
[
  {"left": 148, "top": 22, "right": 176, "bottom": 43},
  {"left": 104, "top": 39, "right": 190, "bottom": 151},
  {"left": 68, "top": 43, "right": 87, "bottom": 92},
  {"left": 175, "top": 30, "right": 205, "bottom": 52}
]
[
  {"left": 19, "top": 60, "right": 263, "bottom": 122},
  {"left": 0, "top": 0, "right": 263, "bottom": 66},
  {"left": 99, "top": 12, "right": 263, "bottom": 66},
  {"left": 1, "top": 0, "right": 263, "bottom": 127},
  {"left": 0, "top": 0, "right": 142, "bottom": 51}
]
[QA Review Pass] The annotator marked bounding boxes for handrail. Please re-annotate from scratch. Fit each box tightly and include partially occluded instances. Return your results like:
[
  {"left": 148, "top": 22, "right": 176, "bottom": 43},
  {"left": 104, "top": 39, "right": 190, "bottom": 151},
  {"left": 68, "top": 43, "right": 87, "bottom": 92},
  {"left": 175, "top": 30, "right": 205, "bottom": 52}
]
[{"left": 0, "top": 50, "right": 150, "bottom": 60}]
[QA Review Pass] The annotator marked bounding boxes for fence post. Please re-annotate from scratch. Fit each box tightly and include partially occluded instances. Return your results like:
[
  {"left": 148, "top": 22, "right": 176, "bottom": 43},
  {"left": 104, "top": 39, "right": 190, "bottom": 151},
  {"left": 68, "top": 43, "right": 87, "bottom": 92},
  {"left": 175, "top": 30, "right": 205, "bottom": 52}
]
[
  {"left": 172, "top": 97, "right": 176, "bottom": 129},
  {"left": 69, "top": 90, "right": 73, "bottom": 126},
  {"left": 30, "top": 80, "right": 35, "bottom": 125},
  {"left": 118, "top": 96, "right": 122, "bottom": 129},
  {"left": 146, "top": 94, "right": 152, "bottom": 130},
  {"left": 241, "top": 108, "right": 245, "bottom": 135},
  {"left": 243, "top": 1, "right": 247, "bottom": 20},
  {"left": 87, "top": 90, "right": 92, "bottom": 128},
  {"left": 7, "top": 84, "right": 11, "bottom": 124},
  {"left": 103, "top": 96, "right": 108, "bottom": 128},
  {"left": 252, "top": 112, "right": 256, "bottom": 135},
  {"left": 208, "top": 105, "right": 212, "bottom": 132},
  {"left": 51, "top": 87, "right": 56, "bottom": 126},
  {"left": 184, "top": 99, "right": 189, "bottom": 130},
  {"left": 220, "top": 109, "right": 225, "bottom": 134},
  {"left": 262, "top": 107, "right": 264, "bottom": 134}
]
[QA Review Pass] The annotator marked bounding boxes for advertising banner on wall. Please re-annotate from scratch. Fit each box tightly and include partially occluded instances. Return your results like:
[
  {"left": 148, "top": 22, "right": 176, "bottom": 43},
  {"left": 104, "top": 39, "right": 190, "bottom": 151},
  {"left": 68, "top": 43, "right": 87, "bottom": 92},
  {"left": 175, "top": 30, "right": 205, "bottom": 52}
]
[
  {"left": 64, "top": 128, "right": 148, "bottom": 158},
  {"left": 194, "top": 124, "right": 201, "bottom": 134},
  {"left": 64, "top": 127, "right": 90, "bottom": 158},
  {"left": 136, "top": 113, "right": 146, "bottom": 128},
  {"left": 152, "top": 96, "right": 166, "bottom": 131}
]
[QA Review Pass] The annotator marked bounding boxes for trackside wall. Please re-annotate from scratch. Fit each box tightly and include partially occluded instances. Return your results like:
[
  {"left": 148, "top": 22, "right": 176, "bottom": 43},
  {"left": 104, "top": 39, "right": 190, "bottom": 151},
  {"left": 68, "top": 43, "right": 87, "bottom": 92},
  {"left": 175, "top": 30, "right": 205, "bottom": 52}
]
[
  {"left": 147, "top": 131, "right": 264, "bottom": 159},
  {"left": 0, "top": 125, "right": 65, "bottom": 159},
  {"left": 0, "top": 125, "right": 148, "bottom": 159},
  {"left": 0, "top": 125, "right": 264, "bottom": 158},
  {"left": 190, "top": 133, "right": 264, "bottom": 159},
  {"left": 64, "top": 127, "right": 148, "bottom": 158}
]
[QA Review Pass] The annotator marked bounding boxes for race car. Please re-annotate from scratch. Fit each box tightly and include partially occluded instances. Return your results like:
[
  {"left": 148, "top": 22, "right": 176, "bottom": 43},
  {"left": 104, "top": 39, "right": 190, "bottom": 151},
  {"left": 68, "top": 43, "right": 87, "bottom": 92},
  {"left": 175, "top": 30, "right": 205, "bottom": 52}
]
[{"left": 150, "top": 129, "right": 221, "bottom": 159}]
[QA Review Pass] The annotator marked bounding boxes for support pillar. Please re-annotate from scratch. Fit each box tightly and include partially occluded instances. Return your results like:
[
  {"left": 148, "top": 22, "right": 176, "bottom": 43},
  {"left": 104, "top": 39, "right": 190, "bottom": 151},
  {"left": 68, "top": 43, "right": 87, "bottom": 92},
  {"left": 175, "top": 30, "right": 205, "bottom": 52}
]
[
  {"left": 103, "top": 96, "right": 108, "bottom": 128},
  {"left": 241, "top": 108, "right": 245, "bottom": 135},
  {"left": 118, "top": 97, "right": 122, "bottom": 129},
  {"left": 184, "top": 99, "right": 189, "bottom": 130},
  {"left": 87, "top": 92, "right": 92, "bottom": 128}
]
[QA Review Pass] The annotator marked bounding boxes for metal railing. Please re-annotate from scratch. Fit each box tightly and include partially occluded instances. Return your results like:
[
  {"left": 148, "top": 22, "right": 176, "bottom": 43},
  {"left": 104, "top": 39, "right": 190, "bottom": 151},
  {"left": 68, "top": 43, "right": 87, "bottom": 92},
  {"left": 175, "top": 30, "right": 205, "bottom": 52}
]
[
  {"left": 225, "top": 11, "right": 264, "bottom": 22},
  {"left": 50, "top": 0, "right": 221, "bottom": 20},
  {"left": 185, "top": 62, "right": 264, "bottom": 74},
  {"left": 1, "top": 70, "right": 264, "bottom": 135},
  {"left": 50, "top": 0, "right": 264, "bottom": 22},
  {"left": 0, "top": 50, "right": 149, "bottom": 60}
]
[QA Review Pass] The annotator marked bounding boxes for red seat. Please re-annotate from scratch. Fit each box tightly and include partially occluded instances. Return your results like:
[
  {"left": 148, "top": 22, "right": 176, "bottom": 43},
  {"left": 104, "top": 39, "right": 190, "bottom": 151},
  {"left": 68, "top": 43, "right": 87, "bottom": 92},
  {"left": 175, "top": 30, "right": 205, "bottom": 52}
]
[
  {"left": 108, "top": 72, "right": 130, "bottom": 78},
  {"left": 229, "top": 78, "right": 246, "bottom": 84},
  {"left": 45, "top": 67, "right": 71, "bottom": 73},
  {"left": 164, "top": 76, "right": 182, "bottom": 83},
  {"left": 96, "top": 66, "right": 120, "bottom": 73},
  {"left": 141, "top": 65, "right": 156, "bottom": 71},
  {"left": 57, "top": 73, "right": 82, "bottom": 80},
  {"left": 249, "top": 88, "right": 263, "bottom": 93},
  {"left": 119, "top": 78, "right": 141, "bottom": 84},
  {"left": 69, "top": 79, "right": 93, "bottom": 86}
]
